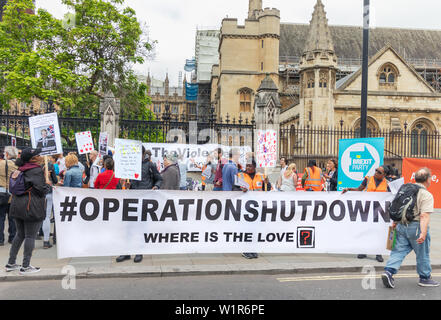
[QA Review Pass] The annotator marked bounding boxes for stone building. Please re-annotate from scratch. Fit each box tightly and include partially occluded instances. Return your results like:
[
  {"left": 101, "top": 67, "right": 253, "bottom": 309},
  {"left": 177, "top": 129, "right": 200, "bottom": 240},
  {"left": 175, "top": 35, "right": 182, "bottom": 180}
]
[
  {"left": 212, "top": 0, "right": 441, "bottom": 138},
  {"left": 147, "top": 73, "right": 197, "bottom": 120}
]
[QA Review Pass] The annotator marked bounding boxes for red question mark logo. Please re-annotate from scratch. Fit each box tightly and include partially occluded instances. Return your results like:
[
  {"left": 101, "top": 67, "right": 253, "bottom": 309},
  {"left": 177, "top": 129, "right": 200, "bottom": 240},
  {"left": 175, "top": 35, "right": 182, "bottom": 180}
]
[{"left": 301, "top": 231, "right": 311, "bottom": 245}]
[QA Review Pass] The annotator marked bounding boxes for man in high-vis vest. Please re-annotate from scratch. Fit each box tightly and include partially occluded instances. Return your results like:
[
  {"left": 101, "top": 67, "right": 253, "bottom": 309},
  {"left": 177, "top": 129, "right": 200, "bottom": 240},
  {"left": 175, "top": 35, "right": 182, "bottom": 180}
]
[
  {"left": 342, "top": 166, "right": 390, "bottom": 263},
  {"left": 302, "top": 160, "right": 324, "bottom": 191},
  {"left": 237, "top": 158, "right": 271, "bottom": 259}
]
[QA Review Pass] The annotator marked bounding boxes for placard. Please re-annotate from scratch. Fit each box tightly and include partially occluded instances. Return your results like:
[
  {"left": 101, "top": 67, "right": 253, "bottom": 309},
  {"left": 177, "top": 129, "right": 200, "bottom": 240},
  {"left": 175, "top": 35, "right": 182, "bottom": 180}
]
[
  {"left": 75, "top": 131, "right": 95, "bottom": 155},
  {"left": 98, "top": 132, "right": 108, "bottom": 156},
  {"left": 29, "top": 112, "right": 63, "bottom": 156},
  {"left": 114, "top": 138, "right": 142, "bottom": 181},
  {"left": 337, "top": 138, "right": 384, "bottom": 191},
  {"left": 256, "top": 130, "right": 278, "bottom": 168}
]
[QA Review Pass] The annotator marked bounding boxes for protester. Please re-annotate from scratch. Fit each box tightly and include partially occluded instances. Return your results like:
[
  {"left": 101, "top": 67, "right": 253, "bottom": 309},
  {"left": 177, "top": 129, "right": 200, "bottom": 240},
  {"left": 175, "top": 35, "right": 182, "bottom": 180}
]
[
  {"left": 42, "top": 158, "right": 58, "bottom": 249},
  {"left": 302, "top": 160, "right": 324, "bottom": 191},
  {"left": 276, "top": 157, "right": 288, "bottom": 190},
  {"left": 87, "top": 151, "right": 101, "bottom": 189},
  {"left": 0, "top": 146, "right": 19, "bottom": 246},
  {"left": 5, "top": 148, "right": 50, "bottom": 274},
  {"left": 222, "top": 148, "right": 241, "bottom": 191},
  {"left": 237, "top": 158, "right": 271, "bottom": 259},
  {"left": 382, "top": 168, "right": 439, "bottom": 288},
  {"left": 116, "top": 148, "right": 162, "bottom": 264},
  {"left": 160, "top": 152, "right": 180, "bottom": 190},
  {"left": 385, "top": 165, "right": 399, "bottom": 182},
  {"left": 192, "top": 154, "right": 216, "bottom": 191},
  {"left": 213, "top": 148, "right": 228, "bottom": 191},
  {"left": 94, "top": 158, "right": 121, "bottom": 190},
  {"left": 50, "top": 155, "right": 60, "bottom": 176},
  {"left": 323, "top": 158, "right": 338, "bottom": 191},
  {"left": 277, "top": 163, "right": 297, "bottom": 192},
  {"left": 342, "top": 165, "right": 390, "bottom": 262},
  {"left": 178, "top": 155, "right": 189, "bottom": 190},
  {"left": 56, "top": 154, "right": 67, "bottom": 179},
  {"left": 62, "top": 154, "right": 83, "bottom": 188}
]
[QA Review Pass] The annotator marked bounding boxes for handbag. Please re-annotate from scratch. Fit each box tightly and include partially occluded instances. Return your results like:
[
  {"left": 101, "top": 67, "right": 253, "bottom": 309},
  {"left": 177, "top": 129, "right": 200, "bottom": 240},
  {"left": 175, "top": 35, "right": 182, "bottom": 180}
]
[{"left": 0, "top": 159, "right": 11, "bottom": 206}]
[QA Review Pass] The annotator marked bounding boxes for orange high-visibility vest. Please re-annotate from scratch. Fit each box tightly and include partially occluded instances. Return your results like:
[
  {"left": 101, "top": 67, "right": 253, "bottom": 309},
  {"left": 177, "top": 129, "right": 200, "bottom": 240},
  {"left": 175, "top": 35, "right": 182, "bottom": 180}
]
[
  {"left": 201, "top": 164, "right": 207, "bottom": 186},
  {"left": 304, "top": 167, "right": 323, "bottom": 191},
  {"left": 366, "top": 176, "right": 388, "bottom": 192},
  {"left": 238, "top": 172, "right": 266, "bottom": 191}
]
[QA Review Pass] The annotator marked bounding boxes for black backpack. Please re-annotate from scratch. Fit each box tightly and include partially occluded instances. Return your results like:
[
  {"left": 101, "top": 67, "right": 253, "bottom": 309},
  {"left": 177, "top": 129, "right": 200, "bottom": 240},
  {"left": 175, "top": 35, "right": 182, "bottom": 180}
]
[{"left": 388, "top": 183, "right": 422, "bottom": 223}]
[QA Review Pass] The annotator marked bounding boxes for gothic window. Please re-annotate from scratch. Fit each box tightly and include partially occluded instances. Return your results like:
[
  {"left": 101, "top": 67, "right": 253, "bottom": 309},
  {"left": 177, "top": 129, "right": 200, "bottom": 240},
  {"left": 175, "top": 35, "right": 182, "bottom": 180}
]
[
  {"left": 153, "top": 104, "right": 161, "bottom": 114},
  {"left": 354, "top": 117, "right": 380, "bottom": 138},
  {"left": 319, "top": 72, "right": 328, "bottom": 88},
  {"left": 171, "top": 105, "right": 179, "bottom": 114},
  {"left": 411, "top": 122, "right": 432, "bottom": 156},
  {"left": 307, "top": 78, "right": 315, "bottom": 89},
  {"left": 239, "top": 88, "right": 252, "bottom": 113},
  {"left": 378, "top": 63, "right": 398, "bottom": 87}
]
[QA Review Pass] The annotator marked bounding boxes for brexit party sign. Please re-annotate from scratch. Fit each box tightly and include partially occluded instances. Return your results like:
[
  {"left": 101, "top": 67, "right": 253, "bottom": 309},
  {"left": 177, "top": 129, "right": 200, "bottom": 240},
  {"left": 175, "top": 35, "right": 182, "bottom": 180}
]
[{"left": 337, "top": 138, "right": 384, "bottom": 191}]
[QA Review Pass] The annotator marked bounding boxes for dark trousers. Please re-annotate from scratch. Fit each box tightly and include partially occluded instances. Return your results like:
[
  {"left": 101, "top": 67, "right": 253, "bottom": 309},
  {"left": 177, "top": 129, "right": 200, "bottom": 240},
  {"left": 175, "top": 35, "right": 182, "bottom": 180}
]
[
  {"left": 0, "top": 203, "right": 16, "bottom": 243},
  {"left": 8, "top": 219, "right": 42, "bottom": 268}
]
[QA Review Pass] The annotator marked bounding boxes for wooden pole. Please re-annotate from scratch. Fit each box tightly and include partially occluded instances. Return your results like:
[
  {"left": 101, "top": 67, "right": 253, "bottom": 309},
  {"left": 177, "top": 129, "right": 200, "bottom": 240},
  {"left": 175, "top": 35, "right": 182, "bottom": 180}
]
[
  {"left": 44, "top": 156, "right": 49, "bottom": 182},
  {"left": 86, "top": 153, "right": 90, "bottom": 166}
]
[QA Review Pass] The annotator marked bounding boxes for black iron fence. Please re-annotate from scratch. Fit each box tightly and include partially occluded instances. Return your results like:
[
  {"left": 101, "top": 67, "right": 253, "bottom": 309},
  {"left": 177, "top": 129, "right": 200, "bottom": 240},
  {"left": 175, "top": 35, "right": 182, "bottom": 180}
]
[
  {"left": 1, "top": 104, "right": 256, "bottom": 153},
  {"left": 280, "top": 125, "right": 441, "bottom": 174}
]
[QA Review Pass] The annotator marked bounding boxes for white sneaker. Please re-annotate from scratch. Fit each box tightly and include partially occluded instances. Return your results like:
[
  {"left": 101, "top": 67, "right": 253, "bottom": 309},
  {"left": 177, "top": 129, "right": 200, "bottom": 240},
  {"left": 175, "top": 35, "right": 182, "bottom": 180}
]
[
  {"left": 19, "top": 266, "right": 41, "bottom": 275},
  {"left": 5, "top": 264, "right": 21, "bottom": 272}
]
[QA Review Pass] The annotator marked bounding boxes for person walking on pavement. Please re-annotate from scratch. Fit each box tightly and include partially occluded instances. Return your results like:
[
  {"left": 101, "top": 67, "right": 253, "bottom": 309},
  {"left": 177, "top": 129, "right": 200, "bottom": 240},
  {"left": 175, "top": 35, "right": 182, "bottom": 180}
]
[
  {"left": 302, "top": 160, "right": 324, "bottom": 191},
  {"left": 237, "top": 158, "right": 271, "bottom": 259},
  {"left": 0, "top": 146, "right": 18, "bottom": 246},
  {"left": 160, "top": 152, "right": 180, "bottom": 190},
  {"left": 116, "top": 148, "right": 162, "bottom": 264},
  {"left": 342, "top": 165, "right": 390, "bottom": 262},
  {"left": 382, "top": 168, "right": 440, "bottom": 288},
  {"left": 5, "top": 148, "right": 50, "bottom": 274}
]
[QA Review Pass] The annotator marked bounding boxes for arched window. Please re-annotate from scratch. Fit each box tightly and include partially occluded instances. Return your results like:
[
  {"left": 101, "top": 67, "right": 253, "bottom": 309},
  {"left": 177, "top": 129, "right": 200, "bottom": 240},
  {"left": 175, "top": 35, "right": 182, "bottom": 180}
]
[
  {"left": 353, "top": 117, "right": 380, "bottom": 138},
  {"left": 411, "top": 122, "right": 432, "bottom": 156},
  {"left": 378, "top": 63, "right": 398, "bottom": 87},
  {"left": 238, "top": 88, "right": 252, "bottom": 113}
]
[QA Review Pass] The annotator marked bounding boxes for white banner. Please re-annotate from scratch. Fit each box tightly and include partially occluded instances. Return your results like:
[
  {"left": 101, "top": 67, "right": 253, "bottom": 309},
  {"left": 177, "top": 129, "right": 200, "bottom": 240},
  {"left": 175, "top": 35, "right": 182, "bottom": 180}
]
[
  {"left": 53, "top": 188, "right": 395, "bottom": 259},
  {"left": 144, "top": 143, "right": 252, "bottom": 172}
]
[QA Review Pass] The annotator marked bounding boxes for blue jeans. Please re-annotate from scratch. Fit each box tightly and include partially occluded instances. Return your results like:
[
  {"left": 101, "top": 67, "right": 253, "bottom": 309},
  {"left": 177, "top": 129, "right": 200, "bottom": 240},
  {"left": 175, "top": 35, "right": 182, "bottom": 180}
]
[
  {"left": 384, "top": 222, "right": 432, "bottom": 279},
  {"left": 213, "top": 187, "right": 223, "bottom": 191},
  {"left": 0, "top": 203, "right": 16, "bottom": 244}
]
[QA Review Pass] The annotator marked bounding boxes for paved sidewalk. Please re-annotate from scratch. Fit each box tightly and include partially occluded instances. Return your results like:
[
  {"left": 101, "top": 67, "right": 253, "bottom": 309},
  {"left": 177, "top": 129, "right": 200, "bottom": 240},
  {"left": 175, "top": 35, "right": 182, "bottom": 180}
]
[{"left": 1, "top": 213, "right": 441, "bottom": 282}]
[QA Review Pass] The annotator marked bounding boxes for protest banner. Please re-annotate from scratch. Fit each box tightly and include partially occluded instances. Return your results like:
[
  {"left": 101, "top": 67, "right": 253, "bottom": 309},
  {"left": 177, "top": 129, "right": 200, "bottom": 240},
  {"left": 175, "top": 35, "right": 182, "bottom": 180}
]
[
  {"left": 75, "top": 131, "right": 95, "bottom": 155},
  {"left": 29, "top": 112, "right": 63, "bottom": 156},
  {"left": 99, "top": 132, "right": 109, "bottom": 156},
  {"left": 337, "top": 138, "right": 384, "bottom": 191},
  {"left": 143, "top": 143, "right": 252, "bottom": 172},
  {"left": 256, "top": 130, "right": 278, "bottom": 168},
  {"left": 114, "top": 139, "right": 143, "bottom": 181},
  {"left": 402, "top": 158, "right": 441, "bottom": 208},
  {"left": 53, "top": 188, "right": 393, "bottom": 259}
]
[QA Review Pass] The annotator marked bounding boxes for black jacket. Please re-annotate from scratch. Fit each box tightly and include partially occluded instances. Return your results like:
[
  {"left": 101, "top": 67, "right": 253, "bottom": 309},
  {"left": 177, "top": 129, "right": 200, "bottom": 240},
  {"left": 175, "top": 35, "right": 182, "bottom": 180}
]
[
  {"left": 329, "top": 170, "right": 338, "bottom": 191},
  {"left": 130, "top": 160, "right": 162, "bottom": 190},
  {"left": 10, "top": 165, "right": 49, "bottom": 222}
]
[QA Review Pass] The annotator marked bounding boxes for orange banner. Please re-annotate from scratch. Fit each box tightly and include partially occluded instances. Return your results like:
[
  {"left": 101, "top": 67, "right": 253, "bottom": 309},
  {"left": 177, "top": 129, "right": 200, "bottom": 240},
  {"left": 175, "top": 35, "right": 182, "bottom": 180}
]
[{"left": 402, "top": 158, "right": 441, "bottom": 209}]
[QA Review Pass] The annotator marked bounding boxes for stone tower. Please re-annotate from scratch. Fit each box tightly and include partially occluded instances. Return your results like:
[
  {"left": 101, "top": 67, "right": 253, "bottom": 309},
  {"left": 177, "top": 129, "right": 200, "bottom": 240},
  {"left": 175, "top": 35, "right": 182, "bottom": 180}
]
[
  {"left": 248, "top": 0, "right": 262, "bottom": 20},
  {"left": 164, "top": 73, "right": 169, "bottom": 96},
  {"left": 216, "top": 1, "right": 280, "bottom": 120},
  {"left": 299, "top": 0, "right": 337, "bottom": 127}
]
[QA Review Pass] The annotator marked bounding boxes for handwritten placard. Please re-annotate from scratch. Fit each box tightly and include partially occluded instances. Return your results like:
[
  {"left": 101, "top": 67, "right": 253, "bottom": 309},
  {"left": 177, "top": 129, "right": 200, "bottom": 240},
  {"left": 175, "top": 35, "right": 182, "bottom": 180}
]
[
  {"left": 75, "top": 131, "right": 95, "bottom": 155},
  {"left": 114, "top": 138, "right": 142, "bottom": 181},
  {"left": 256, "top": 130, "right": 278, "bottom": 168}
]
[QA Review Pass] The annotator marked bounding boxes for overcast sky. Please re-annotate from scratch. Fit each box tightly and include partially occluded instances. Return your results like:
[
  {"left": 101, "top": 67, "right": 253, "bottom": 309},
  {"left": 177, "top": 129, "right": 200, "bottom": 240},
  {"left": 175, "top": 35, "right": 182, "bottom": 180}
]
[{"left": 37, "top": 0, "right": 441, "bottom": 86}]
